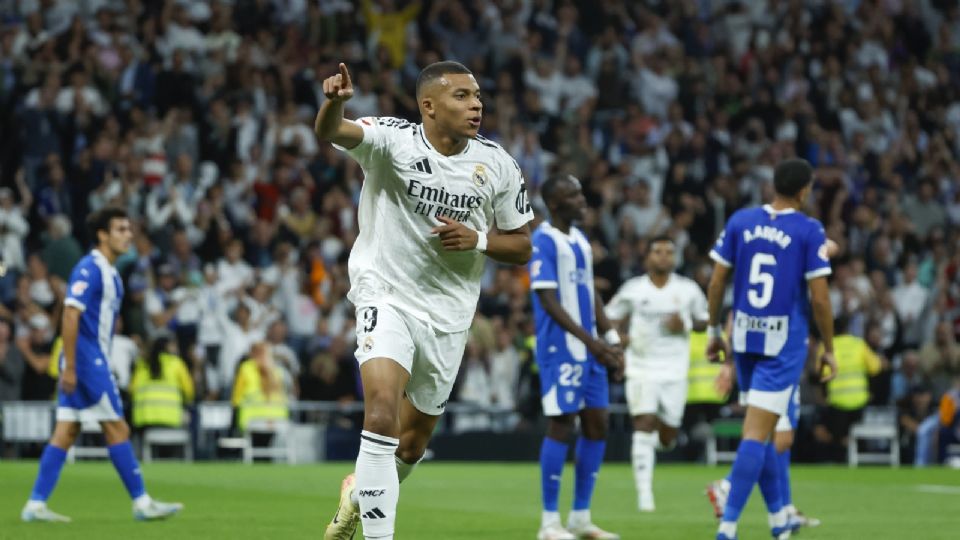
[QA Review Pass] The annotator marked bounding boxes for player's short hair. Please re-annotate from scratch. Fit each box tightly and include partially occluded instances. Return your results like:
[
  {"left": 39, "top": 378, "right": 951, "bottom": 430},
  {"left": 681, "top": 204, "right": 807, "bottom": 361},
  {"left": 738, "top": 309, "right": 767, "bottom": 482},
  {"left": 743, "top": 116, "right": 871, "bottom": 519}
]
[
  {"left": 86, "top": 206, "right": 128, "bottom": 242},
  {"left": 645, "top": 234, "right": 675, "bottom": 257},
  {"left": 773, "top": 158, "right": 813, "bottom": 197},
  {"left": 416, "top": 61, "right": 473, "bottom": 99},
  {"left": 540, "top": 175, "right": 580, "bottom": 207}
]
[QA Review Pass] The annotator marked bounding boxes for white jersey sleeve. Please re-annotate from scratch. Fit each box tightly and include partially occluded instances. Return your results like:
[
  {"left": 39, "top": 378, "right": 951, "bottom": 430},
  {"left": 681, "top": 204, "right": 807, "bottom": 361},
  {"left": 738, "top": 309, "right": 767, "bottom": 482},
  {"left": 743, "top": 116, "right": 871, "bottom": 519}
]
[
  {"left": 492, "top": 154, "right": 533, "bottom": 231},
  {"left": 336, "top": 116, "right": 412, "bottom": 170},
  {"left": 605, "top": 278, "right": 639, "bottom": 321}
]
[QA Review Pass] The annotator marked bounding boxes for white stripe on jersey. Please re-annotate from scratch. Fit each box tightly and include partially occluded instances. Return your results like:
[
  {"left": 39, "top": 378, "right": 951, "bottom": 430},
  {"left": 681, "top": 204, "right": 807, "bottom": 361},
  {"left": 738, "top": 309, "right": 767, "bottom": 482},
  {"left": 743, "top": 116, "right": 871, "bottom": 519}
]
[
  {"left": 541, "top": 224, "right": 594, "bottom": 361},
  {"left": 93, "top": 250, "right": 118, "bottom": 361}
]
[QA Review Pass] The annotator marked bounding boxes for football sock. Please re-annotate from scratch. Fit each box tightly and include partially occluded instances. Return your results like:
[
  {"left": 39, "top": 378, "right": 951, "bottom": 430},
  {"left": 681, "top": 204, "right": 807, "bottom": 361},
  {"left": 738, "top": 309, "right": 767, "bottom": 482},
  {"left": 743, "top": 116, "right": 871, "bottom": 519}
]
[
  {"left": 540, "top": 437, "right": 568, "bottom": 513},
  {"left": 631, "top": 431, "right": 657, "bottom": 499},
  {"left": 778, "top": 449, "right": 792, "bottom": 508},
  {"left": 573, "top": 437, "right": 605, "bottom": 511},
  {"left": 721, "top": 439, "right": 765, "bottom": 524},
  {"left": 395, "top": 454, "right": 419, "bottom": 483},
  {"left": 108, "top": 441, "right": 146, "bottom": 499},
  {"left": 29, "top": 444, "right": 68, "bottom": 502},
  {"left": 758, "top": 443, "right": 786, "bottom": 530},
  {"left": 356, "top": 431, "right": 399, "bottom": 539}
]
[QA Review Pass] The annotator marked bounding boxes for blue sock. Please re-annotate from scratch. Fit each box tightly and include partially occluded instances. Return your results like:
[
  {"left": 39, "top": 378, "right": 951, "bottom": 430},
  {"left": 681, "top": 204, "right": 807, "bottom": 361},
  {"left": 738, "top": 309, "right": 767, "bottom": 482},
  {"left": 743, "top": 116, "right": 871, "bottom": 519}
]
[
  {"left": 778, "top": 449, "right": 792, "bottom": 507},
  {"left": 757, "top": 442, "right": 782, "bottom": 513},
  {"left": 540, "top": 437, "right": 568, "bottom": 512},
  {"left": 721, "top": 439, "right": 765, "bottom": 523},
  {"left": 573, "top": 437, "right": 606, "bottom": 511},
  {"left": 108, "top": 441, "right": 146, "bottom": 499},
  {"left": 30, "top": 445, "right": 68, "bottom": 502}
]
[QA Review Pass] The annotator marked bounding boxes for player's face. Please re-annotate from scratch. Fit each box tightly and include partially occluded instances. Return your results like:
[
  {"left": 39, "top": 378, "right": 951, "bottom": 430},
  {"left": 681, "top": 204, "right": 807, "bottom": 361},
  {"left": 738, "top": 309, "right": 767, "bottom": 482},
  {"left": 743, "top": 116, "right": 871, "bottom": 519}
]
[
  {"left": 104, "top": 218, "right": 133, "bottom": 256},
  {"left": 551, "top": 181, "right": 587, "bottom": 223},
  {"left": 428, "top": 74, "right": 483, "bottom": 139},
  {"left": 646, "top": 241, "right": 676, "bottom": 274}
]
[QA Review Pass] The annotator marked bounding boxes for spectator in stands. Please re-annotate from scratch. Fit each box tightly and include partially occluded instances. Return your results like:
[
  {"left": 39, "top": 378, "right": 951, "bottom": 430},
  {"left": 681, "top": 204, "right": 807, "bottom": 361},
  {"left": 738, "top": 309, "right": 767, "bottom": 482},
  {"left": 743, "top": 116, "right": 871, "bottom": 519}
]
[
  {"left": 898, "top": 382, "right": 936, "bottom": 465},
  {"left": 0, "top": 318, "right": 25, "bottom": 402},
  {"left": 39, "top": 215, "right": 82, "bottom": 283},
  {"left": 919, "top": 321, "right": 960, "bottom": 397}
]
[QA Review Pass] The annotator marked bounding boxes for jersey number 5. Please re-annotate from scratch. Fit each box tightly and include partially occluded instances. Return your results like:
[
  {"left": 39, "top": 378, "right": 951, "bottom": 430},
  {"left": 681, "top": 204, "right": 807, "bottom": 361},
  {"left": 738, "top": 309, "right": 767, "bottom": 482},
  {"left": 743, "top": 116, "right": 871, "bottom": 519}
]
[{"left": 748, "top": 253, "right": 775, "bottom": 309}]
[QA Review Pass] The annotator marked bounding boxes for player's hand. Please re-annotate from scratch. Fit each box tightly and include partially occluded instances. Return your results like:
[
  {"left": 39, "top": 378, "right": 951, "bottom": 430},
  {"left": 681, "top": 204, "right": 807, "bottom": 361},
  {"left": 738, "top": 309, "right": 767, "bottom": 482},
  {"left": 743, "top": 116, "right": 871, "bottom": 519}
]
[
  {"left": 588, "top": 339, "right": 622, "bottom": 373},
  {"left": 706, "top": 336, "right": 729, "bottom": 364},
  {"left": 714, "top": 362, "right": 733, "bottom": 395},
  {"left": 662, "top": 313, "right": 685, "bottom": 334},
  {"left": 431, "top": 216, "right": 479, "bottom": 251},
  {"left": 60, "top": 368, "right": 77, "bottom": 394},
  {"left": 817, "top": 350, "right": 838, "bottom": 382},
  {"left": 323, "top": 63, "right": 354, "bottom": 103}
]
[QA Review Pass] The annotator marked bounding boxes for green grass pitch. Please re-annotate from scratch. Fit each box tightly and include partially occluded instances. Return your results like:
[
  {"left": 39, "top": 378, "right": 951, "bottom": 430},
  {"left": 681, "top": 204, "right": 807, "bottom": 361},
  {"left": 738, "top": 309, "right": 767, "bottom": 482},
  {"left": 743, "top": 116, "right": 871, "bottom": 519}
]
[{"left": 0, "top": 461, "right": 958, "bottom": 539}]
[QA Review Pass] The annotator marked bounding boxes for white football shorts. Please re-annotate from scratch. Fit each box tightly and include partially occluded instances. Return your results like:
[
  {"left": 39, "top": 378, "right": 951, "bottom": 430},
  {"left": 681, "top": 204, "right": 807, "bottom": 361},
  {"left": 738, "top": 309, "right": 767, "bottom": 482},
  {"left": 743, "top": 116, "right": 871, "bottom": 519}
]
[
  {"left": 354, "top": 302, "right": 469, "bottom": 416},
  {"left": 625, "top": 376, "right": 688, "bottom": 428}
]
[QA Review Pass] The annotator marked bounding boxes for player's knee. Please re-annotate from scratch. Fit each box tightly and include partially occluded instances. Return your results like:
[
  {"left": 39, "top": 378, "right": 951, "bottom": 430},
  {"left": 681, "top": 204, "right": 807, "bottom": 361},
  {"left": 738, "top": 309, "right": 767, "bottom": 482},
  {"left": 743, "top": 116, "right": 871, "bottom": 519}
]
[
  {"left": 363, "top": 398, "right": 401, "bottom": 436},
  {"left": 774, "top": 431, "right": 794, "bottom": 453},
  {"left": 395, "top": 445, "right": 424, "bottom": 464},
  {"left": 51, "top": 423, "right": 80, "bottom": 448},
  {"left": 632, "top": 415, "right": 657, "bottom": 433}
]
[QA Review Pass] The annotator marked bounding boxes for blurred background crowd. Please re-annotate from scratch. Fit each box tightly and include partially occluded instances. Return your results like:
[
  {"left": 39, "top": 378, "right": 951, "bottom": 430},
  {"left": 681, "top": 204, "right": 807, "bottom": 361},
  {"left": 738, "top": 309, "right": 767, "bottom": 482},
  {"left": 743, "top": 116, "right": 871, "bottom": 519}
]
[{"left": 2, "top": 0, "right": 960, "bottom": 464}]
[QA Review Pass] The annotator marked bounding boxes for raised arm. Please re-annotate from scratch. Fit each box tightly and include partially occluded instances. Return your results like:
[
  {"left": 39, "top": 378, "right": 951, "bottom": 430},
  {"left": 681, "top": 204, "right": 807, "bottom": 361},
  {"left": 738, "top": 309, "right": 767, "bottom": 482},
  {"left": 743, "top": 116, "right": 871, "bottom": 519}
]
[{"left": 314, "top": 63, "right": 364, "bottom": 149}]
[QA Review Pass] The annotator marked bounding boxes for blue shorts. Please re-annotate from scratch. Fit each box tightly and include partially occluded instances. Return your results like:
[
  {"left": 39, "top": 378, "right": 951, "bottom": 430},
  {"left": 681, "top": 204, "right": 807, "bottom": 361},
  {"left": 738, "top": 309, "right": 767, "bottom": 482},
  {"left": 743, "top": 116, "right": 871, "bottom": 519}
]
[
  {"left": 56, "top": 365, "right": 123, "bottom": 423},
  {"left": 735, "top": 345, "right": 806, "bottom": 416},
  {"left": 538, "top": 356, "right": 609, "bottom": 416}
]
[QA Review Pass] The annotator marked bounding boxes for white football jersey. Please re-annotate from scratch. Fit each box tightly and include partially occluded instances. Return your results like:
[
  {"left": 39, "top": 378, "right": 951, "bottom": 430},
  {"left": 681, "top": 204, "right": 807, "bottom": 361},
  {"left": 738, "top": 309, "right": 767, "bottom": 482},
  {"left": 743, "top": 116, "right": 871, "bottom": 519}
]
[
  {"left": 338, "top": 117, "right": 533, "bottom": 333},
  {"left": 605, "top": 273, "right": 708, "bottom": 380}
]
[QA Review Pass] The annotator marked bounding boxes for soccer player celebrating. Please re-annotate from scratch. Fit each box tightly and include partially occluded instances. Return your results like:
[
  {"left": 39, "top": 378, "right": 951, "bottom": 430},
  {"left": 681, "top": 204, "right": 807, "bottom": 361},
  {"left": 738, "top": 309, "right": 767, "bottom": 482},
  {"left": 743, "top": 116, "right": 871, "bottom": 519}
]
[
  {"left": 605, "top": 236, "right": 708, "bottom": 512},
  {"left": 21, "top": 207, "right": 182, "bottom": 523},
  {"left": 705, "top": 159, "right": 837, "bottom": 540},
  {"left": 529, "top": 175, "right": 623, "bottom": 540},
  {"left": 315, "top": 61, "right": 533, "bottom": 540}
]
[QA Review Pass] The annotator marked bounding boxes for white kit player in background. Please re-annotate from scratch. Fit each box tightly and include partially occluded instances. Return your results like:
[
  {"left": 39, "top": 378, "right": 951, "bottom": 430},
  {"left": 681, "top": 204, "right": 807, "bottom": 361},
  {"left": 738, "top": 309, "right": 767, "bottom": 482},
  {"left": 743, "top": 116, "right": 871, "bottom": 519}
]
[
  {"left": 315, "top": 61, "right": 533, "bottom": 540},
  {"left": 605, "top": 235, "right": 708, "bottom": 512}
]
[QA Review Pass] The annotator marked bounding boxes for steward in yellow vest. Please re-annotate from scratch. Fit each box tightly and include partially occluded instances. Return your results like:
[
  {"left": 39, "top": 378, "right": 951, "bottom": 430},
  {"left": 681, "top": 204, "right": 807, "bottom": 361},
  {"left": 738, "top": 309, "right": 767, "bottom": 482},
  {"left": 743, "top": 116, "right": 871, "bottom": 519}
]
[
  {"left": 687, "top": 331, "right": 729, "bottom": 405},
  {"left": 819, "top": 334, "right": 882, "bottom": 411},
  {"left": 129, "top": 336, "right": 194, "bottom": 428},
  {"left": 231, "top": 342, "right": 289, "bottom": 432}
]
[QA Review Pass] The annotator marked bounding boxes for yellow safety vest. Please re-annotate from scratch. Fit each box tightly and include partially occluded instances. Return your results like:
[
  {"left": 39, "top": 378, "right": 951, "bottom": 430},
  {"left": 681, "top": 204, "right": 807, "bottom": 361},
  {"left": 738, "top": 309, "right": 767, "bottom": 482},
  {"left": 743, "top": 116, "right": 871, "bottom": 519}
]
[
  {"left": 687, "top": 331, "right": 728, "bottom": 404},
  {"left": 232, "top": 359, "right": 288, "bottom": 432},
  {"left": 821, "top": 335, "right": 881, "bottom": 411},
  {"left": 129, "top": 353, "right": 194, "bottom": 427}
]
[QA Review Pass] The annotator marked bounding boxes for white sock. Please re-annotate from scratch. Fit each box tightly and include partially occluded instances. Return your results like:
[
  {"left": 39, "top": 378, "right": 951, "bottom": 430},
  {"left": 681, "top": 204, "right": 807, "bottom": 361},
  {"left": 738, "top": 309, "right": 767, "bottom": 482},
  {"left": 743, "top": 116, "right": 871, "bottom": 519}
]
[
  {"left": 395, "top": 454, "right": 420, "bottom": 483},
  {"left": 355, "top": 431, "right": 400, "bottom": 539},
  {"left": 133, "top": 494, "right": 152, "bottom": 509},
  {"left": 25, "top": 500, "right": 46, "bottom": 511},
  {"left": 541, "top": 510, "right": 561, "bottom": 528},
  {"left": 768, "top": 508, "right": 788, "bottom": 530},
  {"left": 718, "top": 521, "right": 738, "bottom": 538},
  {"left": 568, "top": 509, "right": 591, "bottom": 527},
  {"left": 632, "top": 431, "right": 657, "bottom": 497},
  {"left": 784, "top": 503, "right": 797, "bottom": 515}
]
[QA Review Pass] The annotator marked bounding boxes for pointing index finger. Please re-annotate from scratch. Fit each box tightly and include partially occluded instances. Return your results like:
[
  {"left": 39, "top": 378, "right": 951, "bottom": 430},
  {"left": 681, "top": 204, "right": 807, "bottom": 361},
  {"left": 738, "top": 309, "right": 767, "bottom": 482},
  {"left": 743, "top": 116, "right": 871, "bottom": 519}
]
[{"left": 339, "top": 63, "right": 351, "bottom": 86}]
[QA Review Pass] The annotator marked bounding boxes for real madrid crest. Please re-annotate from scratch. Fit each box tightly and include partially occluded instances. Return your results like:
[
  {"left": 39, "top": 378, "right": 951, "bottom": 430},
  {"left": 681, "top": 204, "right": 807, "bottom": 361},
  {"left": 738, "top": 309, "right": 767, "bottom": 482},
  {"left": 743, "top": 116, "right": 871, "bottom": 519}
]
[{"left": 473, "top": 164, "right": 487, "bottom": 187}]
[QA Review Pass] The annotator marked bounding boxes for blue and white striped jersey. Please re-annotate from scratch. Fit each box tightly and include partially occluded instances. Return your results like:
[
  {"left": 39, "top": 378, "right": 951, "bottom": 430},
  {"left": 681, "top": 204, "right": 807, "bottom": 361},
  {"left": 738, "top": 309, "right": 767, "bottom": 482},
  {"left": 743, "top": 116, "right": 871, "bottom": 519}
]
[
  {"left": 529, "top": 222, "right": 596, "bottom": 362},
  {"left": 62, "top": 249, "right": 124, "bottom": 369},
  {"left": 709, "top": 205, "right": 831, "bottom": 357}
]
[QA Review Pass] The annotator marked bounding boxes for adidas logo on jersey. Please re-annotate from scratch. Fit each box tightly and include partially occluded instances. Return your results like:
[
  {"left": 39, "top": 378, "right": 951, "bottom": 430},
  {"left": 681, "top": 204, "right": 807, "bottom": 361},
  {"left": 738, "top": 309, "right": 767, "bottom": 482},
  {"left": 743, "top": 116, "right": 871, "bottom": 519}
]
[
  {"left": 410, "top": 158, "right": 432, "bottom": 174},
  {"left": 362, "top": 508, "right": 387, "bottom": 520}
]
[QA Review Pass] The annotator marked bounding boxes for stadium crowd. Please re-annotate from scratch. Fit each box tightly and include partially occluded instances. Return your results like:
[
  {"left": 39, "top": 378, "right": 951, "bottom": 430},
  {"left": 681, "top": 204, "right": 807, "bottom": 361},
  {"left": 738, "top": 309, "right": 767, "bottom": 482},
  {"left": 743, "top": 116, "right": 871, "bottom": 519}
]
[{"left": 1, "top": 0, "right": 960, "bottom": 464}]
